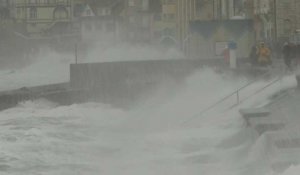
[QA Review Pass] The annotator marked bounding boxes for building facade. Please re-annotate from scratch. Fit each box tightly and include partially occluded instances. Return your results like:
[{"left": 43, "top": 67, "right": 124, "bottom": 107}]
[
  {"left": 0, "top": 0, "right": 10, "bottom": 20},
  {"left": 152, "top": 0, "right": 195, "bottom": 48},
  {"left": 153, "top": 0, "right": 254, "bottom": 49},
  {"left": 275, "top": 0, "right": 300, "bottom": 42},
  {"left": 152, "top": 0, "right": 176, "bottom": 46},
  {"left": 254, "top": 0, "right": 275, "bottom": 41},
  {"left": 122, "top": 0, "right": 153, "bottom": 42},
  {"left": 186, "top": 0, "right": 255, "bottom": 59},
  {"left": 10, "top": 0, "right": 76, "bottom": 38},
  {"left": 79, "top": 2, "right": 123, "bottom": 43},
  {"left": 254, "top": 0, "right": 300, "bottom": 43}
]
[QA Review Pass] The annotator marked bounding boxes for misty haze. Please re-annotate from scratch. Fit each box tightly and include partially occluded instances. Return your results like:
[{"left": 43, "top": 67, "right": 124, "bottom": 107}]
[{"left": 0, "top": 0, "right": 300, "bottom": 175}]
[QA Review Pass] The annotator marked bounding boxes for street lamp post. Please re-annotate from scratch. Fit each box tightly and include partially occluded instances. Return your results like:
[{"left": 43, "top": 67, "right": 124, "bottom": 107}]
[
  {"left": 273, "top": 0, "right": 277, "bottom": 42},
  {"left": 183, "top": 34, "right": 192, "bottom": 57}
]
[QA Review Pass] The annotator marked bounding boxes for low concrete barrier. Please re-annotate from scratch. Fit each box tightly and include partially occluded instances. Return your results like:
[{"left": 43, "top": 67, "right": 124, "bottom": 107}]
[
  {"left": 69, "top": 59, "right": 227, "bottom": 105},
  {"left": 0, "top": 59, "right": 226, "bottom": 110},
  {"left": 70, "top": 59, "right": 225, "bottom": 90},
  {"left": 0, "top": 58, "right": 251, "bottom": 110},
  {"left": 0, "top": 83, "right": 72, "bottom": 110}
]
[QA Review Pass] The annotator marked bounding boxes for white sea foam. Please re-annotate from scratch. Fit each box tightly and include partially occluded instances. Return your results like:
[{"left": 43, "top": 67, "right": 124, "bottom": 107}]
[
  {"left": 0, "top": 47, "right": 298, "bottom": 174},
  {"left": 281, "top": 165, "right": 300, "bottom": 175}
]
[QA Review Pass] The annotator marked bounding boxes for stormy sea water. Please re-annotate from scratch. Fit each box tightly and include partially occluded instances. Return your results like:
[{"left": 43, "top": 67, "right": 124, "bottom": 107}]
[{"left": 0, "top": 48, "right": 299, "bottom": 175}]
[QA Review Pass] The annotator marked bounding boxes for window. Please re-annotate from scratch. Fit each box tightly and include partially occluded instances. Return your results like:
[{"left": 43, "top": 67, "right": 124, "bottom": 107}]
[
  {"left": 100, "top": 8, "right": 110, "bottom": 16},
  {"left": 129, "top": 16, "right": 135, "bottom": 23},
  {"left": 154, "top": 14, "right": 161, "bottom": 21},
  {"left": 104, "top": 8, "right": 110, "bottom": 15},
  {"left": 96, "top": 22, "right": 102, "bottom": 31},
  {"left": 53, "top": 7, "right": 68, "bottom": 19},
  {"left": 129, "top": 0, "right": 135, "bottom": 6},
  {"left": 29, "top": 7, "right": 37, "bottom": 19},
  {"left": 86, "top": 9, "right": 91, "bottom": 16},
  {"left": 284, "top": 19, "right": 292, "bottom": 35},
  {"left": 282, "top": 2, "right": 290, "bottom": 9},
  {"left": 168, "top": 14, "right": 175, "bottom": 20},
  {"left": 163, "top": 13, "right": 175, "bottom": 21},
  {"left": 165, "top": 0, "right": 175, "bottom": 4},
  {"left": 142, "top": 0, "right": 149, "bottom": 11},
  {"left": 29, "top": 0, "right": 37, "bottom": 4},
  {"left": 234, "top": 0, "right": 245, "bottom": 16},
  {"left": 163, "top": 28, "right": 173, "bottom": 36},
  {"left": 163, "top": 14, "right": 167, "bottom": 20},
  {"left": 106, "top": 23, "right": 114, "bottom": 32},
  {"left": 154, "top": 31, "right": 161, "bottom": 38},
  {"left": 17, "top": 8, "right": 21, "bottom": 17},
  {"left": 142, "top": 16, "right": 149, "bottom": 28},
  {"left": 85, "top": 22, "right": 92, "bottom": 31}
]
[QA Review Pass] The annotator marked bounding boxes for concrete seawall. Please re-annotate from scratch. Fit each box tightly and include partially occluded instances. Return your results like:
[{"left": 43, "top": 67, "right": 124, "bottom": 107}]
[
  {"left": 69, "top": 59, "right": 230, "bottom": 106},
  {"left": 70, "top": 59, "right": 225, "bottom": 89},
  {"left": 0, "top": 58, "right": 251, "bottom": 110},
  {"left": 0, "top": 83, "right": 74, "bottom": 110}
]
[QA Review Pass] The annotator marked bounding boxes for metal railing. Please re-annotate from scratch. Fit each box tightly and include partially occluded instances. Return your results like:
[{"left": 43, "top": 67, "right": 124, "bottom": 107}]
[{"left": 182, "top": 71, "right": 283, "bottom": 125}]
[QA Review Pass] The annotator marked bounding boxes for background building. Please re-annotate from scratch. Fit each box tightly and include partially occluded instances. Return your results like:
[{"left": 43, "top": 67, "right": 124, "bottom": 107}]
[
  {"left": 152, "top": 0, "right": 176, "bottom": 46},
  {"left": 122, "top": 0, "right": 152, "bottom": 42},
  {"left": 3, "top": 0, "right": 300, "bottom": 58},
  {"left": 79, "top": 1, "right": 123, "bottom": 43},
  {"left": 186, "top": 0, "right": 255, "bottom": 59},
  {"left": 254, "top": 0, "right": 300, "bottom": 43},
  {"left": 254, "top": 0, "right": 275, "bottom": 42},
  {"left": 153, "top": 0, "right": 254, "bottom": 50},
  {"left": 0, "top": 0, "right": 10, "bottom": 21},
  {"left": 275, "top": 0, "right": 300, "bottom": 42},
  {"left": 11, "top": 0, "right": 76, "bottom": 39}
]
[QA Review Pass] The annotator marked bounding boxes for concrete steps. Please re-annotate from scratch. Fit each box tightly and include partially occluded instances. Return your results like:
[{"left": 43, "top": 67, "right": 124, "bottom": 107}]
[
  {"left": 262, "top": 130, "right": 300, "bottom": 172},
  {"left": 263, "top": 130, "right": 300, "bottom": 147},
  {"left": 240, "top": 102, "right": 300, "bottom": 172},
  {"left": 240, "top": 107, "right": 286, "bottom": 135},
  {"left": 270, "top": 148, "right": 300, "bottom": 172}
]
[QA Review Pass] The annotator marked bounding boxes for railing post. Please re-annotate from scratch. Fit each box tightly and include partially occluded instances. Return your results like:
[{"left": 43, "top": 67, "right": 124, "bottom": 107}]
[
  {"left": 75, "top": 43, "right": 78, "bottom": 64},
  {"left": 236, "top": 90, "right": 240, "bottom": 105},
  {"left": 296, "top": 74, "right": 300, "bottom": 89}
]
